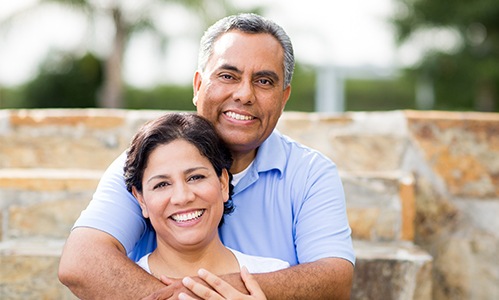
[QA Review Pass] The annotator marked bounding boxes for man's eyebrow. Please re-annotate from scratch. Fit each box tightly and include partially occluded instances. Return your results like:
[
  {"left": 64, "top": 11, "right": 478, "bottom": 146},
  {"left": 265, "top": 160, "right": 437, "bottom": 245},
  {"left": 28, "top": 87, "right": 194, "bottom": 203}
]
[
  {"left": 255, "top": 70, "right": 280, "bottom": 82},
  {"left": 218, "top": 64, "right": 241, "bottom": 73}
]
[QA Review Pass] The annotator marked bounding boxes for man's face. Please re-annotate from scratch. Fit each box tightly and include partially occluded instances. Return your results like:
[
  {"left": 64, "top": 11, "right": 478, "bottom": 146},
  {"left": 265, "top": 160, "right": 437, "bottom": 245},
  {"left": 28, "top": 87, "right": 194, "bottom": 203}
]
[{"left": 193, "top": 31, "right": 291, "bottom": 156}]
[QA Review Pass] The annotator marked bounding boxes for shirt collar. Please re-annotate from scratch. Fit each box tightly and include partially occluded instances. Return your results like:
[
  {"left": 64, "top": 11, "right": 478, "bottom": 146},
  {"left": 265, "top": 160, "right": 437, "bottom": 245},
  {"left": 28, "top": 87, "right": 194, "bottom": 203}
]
[{"left": 253, "top": 130, "right": 286, "bottom": 178}]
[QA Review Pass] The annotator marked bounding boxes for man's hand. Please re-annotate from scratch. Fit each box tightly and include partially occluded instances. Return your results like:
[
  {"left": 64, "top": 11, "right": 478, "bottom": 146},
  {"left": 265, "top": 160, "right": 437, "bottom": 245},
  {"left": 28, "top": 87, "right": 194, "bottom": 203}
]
[
  {"left": 179, "top": 267, "right": 265, "bottom": 300},
  {"left": 141, "top": 275, "right": 205, "bottom": 300}
]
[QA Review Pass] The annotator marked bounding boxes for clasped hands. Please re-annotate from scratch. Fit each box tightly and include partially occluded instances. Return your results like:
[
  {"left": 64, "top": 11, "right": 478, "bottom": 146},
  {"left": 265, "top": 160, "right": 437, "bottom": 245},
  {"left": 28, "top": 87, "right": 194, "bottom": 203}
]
[{"left": 142, "top": 267, "right": 266, "bottom": 300}]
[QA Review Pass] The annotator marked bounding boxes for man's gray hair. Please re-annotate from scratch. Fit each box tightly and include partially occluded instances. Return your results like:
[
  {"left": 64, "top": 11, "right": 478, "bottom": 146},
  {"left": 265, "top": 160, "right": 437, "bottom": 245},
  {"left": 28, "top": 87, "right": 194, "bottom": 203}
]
[{"left": 198, "top": 13, "right": 295, "bottom": 89}]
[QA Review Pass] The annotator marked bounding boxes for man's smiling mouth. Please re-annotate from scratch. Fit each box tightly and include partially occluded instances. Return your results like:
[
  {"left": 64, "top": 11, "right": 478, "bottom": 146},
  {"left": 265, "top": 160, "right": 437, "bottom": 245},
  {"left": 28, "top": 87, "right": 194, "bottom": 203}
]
[{"left": 225, "top": 111, "right": 255, "bottom": 121}]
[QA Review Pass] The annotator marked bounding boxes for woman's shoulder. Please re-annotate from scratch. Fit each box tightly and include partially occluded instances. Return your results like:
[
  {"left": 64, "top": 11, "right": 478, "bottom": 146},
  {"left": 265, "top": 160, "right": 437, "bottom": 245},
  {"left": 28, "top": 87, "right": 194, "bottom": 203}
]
[{"left": 228, "top": 248, "right": 290, "bottom": 274}]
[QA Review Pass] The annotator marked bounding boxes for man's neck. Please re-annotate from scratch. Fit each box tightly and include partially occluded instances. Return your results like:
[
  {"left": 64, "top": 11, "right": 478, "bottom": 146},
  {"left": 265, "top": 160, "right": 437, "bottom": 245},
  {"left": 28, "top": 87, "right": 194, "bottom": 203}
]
[{"left": 230, "top": 149, "right": 257, "bottom": 174}]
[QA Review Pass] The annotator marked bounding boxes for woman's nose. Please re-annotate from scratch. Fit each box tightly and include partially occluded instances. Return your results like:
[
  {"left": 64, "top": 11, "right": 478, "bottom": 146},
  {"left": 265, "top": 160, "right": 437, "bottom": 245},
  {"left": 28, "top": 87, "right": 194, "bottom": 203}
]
[{"left": 169, "top": 182, "right": 195, "bottom": 205}]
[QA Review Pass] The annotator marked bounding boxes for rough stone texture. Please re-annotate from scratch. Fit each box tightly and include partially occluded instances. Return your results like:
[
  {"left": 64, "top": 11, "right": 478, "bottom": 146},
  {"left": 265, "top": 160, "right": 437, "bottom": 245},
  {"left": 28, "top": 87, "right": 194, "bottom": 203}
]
[
  {"left": 0, "top": 109, "right": 128, "bottom": 170},
  {"left": 352, "top": 241, "right": 433, "bottom": 300},
  {"left": 403, "top": 111, "right": 499, "bottom": 299},
  {"left": 0, "top": 169, "right": 101, "bottom": 239},
  {"left": 342, "top": 171, "right": 415, "bottom": 241},
  {"left": 1, "top": 108, "right": 498, "bottom": 299},
  {"left": 0, "top": 240, "right": 77, "bottom": 300},
  {"left": 406, "top": 110, "right": 499, "bottom": 198}
]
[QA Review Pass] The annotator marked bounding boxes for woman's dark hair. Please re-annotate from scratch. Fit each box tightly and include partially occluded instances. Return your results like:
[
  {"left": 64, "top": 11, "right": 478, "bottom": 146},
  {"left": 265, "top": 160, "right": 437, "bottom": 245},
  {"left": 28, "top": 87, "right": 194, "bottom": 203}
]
[{"left": 124, "top": 113, "right": 235, "bottom": 222}]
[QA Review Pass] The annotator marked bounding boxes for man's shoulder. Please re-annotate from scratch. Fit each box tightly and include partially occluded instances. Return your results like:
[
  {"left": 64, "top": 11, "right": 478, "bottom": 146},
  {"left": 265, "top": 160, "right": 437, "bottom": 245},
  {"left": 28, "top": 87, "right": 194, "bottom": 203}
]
[{"left": 271, "top": 130, "right": 330, "bottom": 160}]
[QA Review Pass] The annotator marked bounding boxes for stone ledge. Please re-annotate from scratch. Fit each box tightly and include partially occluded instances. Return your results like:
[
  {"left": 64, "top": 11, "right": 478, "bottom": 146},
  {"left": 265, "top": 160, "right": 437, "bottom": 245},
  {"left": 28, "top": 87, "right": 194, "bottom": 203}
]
[
  {"left": 0, "top": 169, "right": 101, "bottom": 240},
  {"left": 352, "top": 240, "right": 433, "bottom": 300},
  {"left": 0, "top": 168, "right": 103, "bottom": 190},
  {"left": 0, "top": 239, "right": 77, "bottom": 300},
  {"left": 0, "top": 239, "right": 432, "bottom": 300},
  {"left": 0, "top": 168, "right": 414, "bottom": 243},
  {"left": 343, "top": 171, "right": 415, "bottom": 242}
]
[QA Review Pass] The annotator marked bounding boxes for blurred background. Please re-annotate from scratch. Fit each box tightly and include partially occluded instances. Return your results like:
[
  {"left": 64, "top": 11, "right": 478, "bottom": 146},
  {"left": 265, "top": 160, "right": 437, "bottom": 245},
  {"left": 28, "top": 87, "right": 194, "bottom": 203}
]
[{"left": 0, "top": 0, "right": 497, "bottom": 112}]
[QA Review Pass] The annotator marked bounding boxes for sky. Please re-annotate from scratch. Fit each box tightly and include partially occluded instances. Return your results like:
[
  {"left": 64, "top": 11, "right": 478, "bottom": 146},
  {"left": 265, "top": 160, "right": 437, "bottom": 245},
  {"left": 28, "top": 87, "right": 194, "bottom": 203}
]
[{"left": 0, "top": 0, "right": 405, "bottom": 88}]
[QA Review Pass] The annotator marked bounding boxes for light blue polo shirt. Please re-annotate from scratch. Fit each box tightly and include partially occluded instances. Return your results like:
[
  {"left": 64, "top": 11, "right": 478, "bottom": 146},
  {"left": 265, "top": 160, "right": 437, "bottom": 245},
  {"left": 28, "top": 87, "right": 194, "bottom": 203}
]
[{"left": 74, "top": 130, "right": 355, "bottom": 266}]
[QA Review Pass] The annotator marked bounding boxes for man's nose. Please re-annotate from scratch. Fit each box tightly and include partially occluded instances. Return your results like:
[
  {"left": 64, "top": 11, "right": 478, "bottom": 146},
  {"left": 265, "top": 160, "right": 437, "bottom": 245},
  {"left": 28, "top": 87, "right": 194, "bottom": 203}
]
[{"left": 233, "top": 79, "right": 256, "bottom": 104}]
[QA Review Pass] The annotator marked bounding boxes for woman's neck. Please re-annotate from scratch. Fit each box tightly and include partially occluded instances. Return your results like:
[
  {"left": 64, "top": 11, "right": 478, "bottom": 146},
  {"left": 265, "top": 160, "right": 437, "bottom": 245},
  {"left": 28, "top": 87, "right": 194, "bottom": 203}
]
[{"left": 148, "top": 238, "right": 239, "bottom": 279}]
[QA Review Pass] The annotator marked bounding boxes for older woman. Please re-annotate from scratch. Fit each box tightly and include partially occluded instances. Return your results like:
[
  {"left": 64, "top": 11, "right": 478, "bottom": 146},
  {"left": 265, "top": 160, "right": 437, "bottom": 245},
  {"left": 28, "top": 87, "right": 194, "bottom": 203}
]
[{"left": 124, "top": 113, "right": 289, "bottom": 299}]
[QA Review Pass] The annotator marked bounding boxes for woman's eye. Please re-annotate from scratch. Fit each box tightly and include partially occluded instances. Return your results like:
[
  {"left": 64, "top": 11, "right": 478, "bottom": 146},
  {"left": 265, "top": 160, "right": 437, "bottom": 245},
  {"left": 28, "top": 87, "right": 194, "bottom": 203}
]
[
  {"left": 188, "top": 174, "right": 205, "bottom": 182},
  {"left": 153, "top": 182, "right": 168, "bottom": 190}
]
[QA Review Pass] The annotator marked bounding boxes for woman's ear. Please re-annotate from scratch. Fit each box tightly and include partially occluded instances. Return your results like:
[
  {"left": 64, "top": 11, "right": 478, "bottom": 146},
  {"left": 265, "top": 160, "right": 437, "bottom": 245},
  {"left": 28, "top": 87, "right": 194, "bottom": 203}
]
[
  {"left": 132, "top": 186, "right": 149, "bottom": 219},
  {"left": 220, "top": 169, "right": 230, "bottom": 203}
]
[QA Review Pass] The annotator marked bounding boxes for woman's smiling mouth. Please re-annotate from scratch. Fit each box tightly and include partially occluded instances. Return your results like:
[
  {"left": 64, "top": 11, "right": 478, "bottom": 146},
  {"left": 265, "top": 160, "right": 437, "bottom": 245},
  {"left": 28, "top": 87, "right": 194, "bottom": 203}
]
[{"left": 170, "top": 209, "right": 205, "bottom": 222}]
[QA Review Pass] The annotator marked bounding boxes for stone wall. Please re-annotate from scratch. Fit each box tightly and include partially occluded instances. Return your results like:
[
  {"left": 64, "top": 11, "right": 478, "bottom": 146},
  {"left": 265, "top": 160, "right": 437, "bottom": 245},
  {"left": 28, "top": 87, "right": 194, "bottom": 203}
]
[
  {"left": 277, "top": 110, "right": 499, "bottom": 299},
  {"left": 1, "top": 108, "right": 497, "bottom": 299}
]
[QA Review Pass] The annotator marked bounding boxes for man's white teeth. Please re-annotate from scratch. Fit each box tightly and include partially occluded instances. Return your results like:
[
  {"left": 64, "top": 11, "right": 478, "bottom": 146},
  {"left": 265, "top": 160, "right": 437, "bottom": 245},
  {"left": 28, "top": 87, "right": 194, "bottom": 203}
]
[
  {"left": 226, "top": 111, "right": 254, "bottom": 121},
  {"left": 171, "top": 210, "right": 204, "bottom": 222}
]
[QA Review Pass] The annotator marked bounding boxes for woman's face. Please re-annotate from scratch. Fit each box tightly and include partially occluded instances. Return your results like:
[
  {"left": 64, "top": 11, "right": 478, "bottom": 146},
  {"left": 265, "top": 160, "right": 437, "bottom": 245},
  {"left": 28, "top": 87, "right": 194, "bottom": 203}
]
[{"left": 133, "top": 139, "right": 229, "bottom": 251}]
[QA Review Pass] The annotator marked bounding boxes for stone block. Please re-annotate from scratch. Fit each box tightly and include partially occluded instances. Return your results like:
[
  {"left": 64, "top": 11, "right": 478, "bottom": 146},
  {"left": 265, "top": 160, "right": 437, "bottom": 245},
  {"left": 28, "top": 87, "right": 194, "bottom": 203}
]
[
  {"left": 0, "top": 240, "right": 77, "bottom": 300},
  {"left": 0, "top": 169, "right": 101, "bottom": 239},
  {"left": 0, "top": 109, "right": 129, "bottom": 169},
  {"left": 352, "top": 241, "right": 433, "bottom": 300},
  {"left": 406, "top": 110, "right": 499, "bottom": 198},
  {"left": 343, "top": 171, "right": 415, "bottom": 242}
]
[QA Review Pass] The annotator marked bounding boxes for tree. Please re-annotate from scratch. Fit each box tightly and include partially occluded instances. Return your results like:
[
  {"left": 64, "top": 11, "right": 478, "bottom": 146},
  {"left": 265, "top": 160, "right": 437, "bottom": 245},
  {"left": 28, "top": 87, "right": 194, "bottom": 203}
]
[
  {"left": 23, "top": 52, "right": 103, "bottom": 108},
  {"left": 1, "top": 0, "right": 244, "bottom": 108},
  {"left": 391, "top": 0, "right": 499, "bottom": 111}
]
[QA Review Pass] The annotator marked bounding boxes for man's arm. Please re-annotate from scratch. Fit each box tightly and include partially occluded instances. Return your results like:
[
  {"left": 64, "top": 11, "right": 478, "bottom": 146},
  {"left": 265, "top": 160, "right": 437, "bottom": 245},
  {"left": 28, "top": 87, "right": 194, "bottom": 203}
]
[
  {"left": 254, "top": 258, "right": 353, "bottom": 299},
  {"left": 58, "top": 227, "right": 167, "bottom": 299},
  {"left": 213, "top": 258, "right": 353, "bottom": 300}
]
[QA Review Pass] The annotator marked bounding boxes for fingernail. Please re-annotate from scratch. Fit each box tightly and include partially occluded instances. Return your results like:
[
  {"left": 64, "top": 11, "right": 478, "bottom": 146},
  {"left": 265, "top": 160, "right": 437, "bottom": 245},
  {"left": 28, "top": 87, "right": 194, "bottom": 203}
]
[{"left": 198, "top": 268, "right": 207, "bottom": 276}]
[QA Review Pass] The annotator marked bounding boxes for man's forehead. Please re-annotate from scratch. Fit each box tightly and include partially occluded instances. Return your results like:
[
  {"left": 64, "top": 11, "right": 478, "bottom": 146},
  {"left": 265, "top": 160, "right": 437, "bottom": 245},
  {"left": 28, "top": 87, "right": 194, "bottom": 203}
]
[{"left": 213, "top": 31, "right": 279, "bottom": 52}]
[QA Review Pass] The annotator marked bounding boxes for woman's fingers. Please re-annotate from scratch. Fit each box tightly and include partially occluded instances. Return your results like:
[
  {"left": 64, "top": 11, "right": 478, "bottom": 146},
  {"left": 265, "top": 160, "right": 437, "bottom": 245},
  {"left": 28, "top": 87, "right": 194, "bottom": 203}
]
[
  {"left": 240, "top": 267, "right": 266, "bottom": 299},
  {"left": 182, "top": 268, "right": 266, "bottom": 300},
  {"left": 182, "top": 275, "right": 223, "bottom": 300}
]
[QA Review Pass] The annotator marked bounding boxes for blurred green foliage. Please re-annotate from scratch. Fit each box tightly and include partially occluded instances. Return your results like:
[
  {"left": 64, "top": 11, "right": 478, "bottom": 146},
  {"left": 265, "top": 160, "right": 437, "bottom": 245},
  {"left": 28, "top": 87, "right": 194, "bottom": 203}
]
[
  {"left": 124, "top": 85, "right": 195, "bottom": 111},
  {"left": 0, "top": 52, "right": 416, "bottom": 112},
  {"left": 345, "top": 77, "right": 415, "bottom": 111},
  {"left": 285, "top": 63, "right": 316, "bottom": 112},
  {"left": 0, "top": 52, "right": 103, "bottom": 108},
  {"left": 392, "top": 0, "right": 499, "bottom": 112}
]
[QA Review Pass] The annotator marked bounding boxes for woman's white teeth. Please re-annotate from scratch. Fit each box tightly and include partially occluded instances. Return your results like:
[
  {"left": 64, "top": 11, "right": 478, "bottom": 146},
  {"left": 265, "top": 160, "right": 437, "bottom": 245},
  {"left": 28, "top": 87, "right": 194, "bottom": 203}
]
[
  {"left": 171, "top": 210, "right": 204, "bottom": 222},
  {"left": 226, "top": 111, "right": 254, "bottom": 121}
]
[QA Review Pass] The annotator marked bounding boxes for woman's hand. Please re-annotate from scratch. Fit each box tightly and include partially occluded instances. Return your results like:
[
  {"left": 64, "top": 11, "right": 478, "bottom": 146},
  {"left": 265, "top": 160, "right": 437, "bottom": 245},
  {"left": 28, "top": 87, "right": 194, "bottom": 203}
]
[{"left": 179, "top": 267, "right": 266, "bottom": 300}]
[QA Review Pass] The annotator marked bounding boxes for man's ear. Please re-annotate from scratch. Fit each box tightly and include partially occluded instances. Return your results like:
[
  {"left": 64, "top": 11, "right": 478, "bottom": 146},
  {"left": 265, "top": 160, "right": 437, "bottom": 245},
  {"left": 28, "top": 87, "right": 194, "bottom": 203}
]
[
  {"left": 192, "top": 70, "right": 202, "bottom": 106},
  {"left": 132, "top": 186, "right": 149, "bottom": 219},
  {"left": 281, "top": 84, "right": 292, "bottom": 112}
]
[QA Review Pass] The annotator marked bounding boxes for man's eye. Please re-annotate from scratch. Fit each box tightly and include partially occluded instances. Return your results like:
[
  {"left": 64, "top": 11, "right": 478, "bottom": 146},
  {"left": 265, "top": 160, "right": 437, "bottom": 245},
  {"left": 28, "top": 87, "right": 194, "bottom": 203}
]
[
  {"left": 220, "top": 74, "right": 235, "bottom": 80},
  {"left": 258, "top": 78, "right": 273, "bottom": 86}
]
